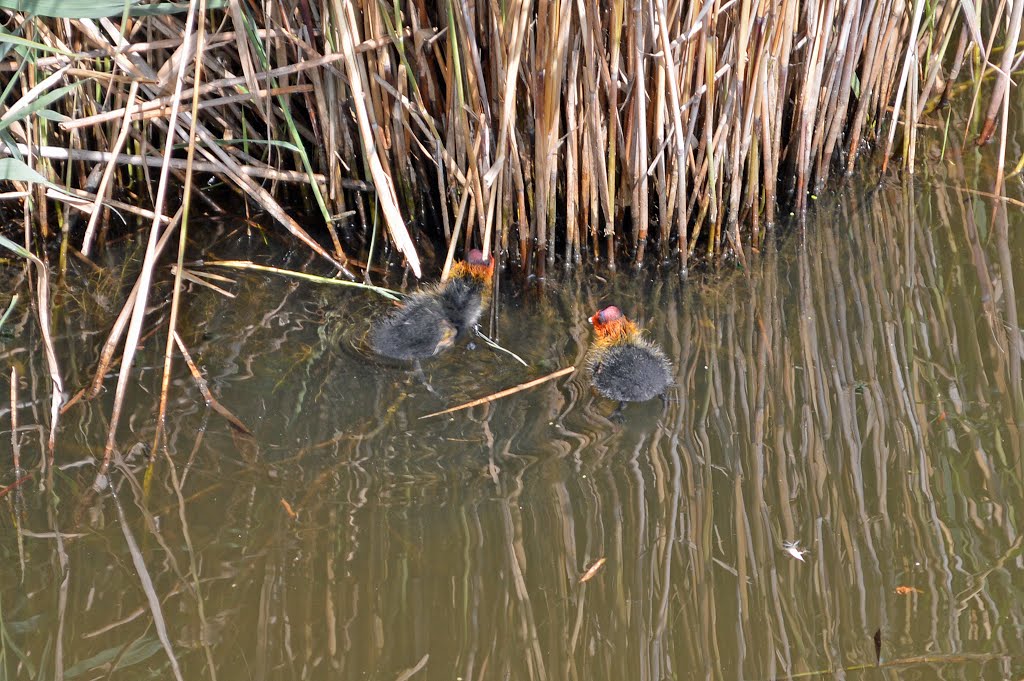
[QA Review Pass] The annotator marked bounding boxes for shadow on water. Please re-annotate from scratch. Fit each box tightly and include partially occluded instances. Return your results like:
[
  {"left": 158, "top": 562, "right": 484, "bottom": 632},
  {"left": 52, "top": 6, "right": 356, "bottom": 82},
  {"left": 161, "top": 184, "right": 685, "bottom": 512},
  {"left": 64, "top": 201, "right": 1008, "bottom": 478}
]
[{"left": 3, "top": 161, "right": 1024, "bottom": 678}]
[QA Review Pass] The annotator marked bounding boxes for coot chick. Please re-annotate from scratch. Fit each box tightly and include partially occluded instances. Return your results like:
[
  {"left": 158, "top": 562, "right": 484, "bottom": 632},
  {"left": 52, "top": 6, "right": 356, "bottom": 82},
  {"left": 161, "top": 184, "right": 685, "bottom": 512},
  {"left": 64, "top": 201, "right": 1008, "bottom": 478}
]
[
  {"left": 438, "top": 249, "right": 494, "bottom": 337},
  {"left": 370, "top": 249, "right": 493, "bottom": 361},
  {"left": 369, "top": 293, "right": 458, "bottom": 361},
  {"left": 586, "top": 306, "right": 672, "bottom": 407}
]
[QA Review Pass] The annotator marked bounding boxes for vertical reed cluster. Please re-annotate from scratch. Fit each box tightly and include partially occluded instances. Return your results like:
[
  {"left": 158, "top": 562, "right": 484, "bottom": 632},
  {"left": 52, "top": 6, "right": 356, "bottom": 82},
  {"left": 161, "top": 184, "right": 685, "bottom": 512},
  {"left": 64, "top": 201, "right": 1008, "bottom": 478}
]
[{"left": 0, "top": 2, "right": 1015, "bottom": 272}]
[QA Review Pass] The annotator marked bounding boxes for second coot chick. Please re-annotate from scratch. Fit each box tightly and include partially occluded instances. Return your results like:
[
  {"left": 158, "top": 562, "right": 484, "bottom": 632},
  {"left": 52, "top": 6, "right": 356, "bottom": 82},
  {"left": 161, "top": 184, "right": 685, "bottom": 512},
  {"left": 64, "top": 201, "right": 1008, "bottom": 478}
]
[
  {"left": 370, "top": 249, "right": 493, "bottom": 361},
  {"left": 586, "top": 305, "right": 673, "bottom": 407}
]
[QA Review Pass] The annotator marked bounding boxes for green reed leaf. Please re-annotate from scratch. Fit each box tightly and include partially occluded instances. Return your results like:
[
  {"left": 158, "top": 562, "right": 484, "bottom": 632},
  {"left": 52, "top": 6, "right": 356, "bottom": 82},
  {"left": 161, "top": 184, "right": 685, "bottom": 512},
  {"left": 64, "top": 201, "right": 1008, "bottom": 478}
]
[
  {"left": 0, "top": 81, "right": 81, "bottom": 131},
  {"left": 0, "top": 0, "right": 227, "bottom": 19}
]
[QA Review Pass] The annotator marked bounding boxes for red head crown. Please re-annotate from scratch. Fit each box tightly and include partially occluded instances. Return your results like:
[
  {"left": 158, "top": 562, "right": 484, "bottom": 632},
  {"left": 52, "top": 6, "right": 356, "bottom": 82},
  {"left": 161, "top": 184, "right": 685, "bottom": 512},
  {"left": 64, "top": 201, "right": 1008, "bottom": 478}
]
[
  {"left": 590, "top": 306, "right": 625, "bottom": 326},
  {"left": 589, "top": 305, "right": 638, "bottom": 343}
]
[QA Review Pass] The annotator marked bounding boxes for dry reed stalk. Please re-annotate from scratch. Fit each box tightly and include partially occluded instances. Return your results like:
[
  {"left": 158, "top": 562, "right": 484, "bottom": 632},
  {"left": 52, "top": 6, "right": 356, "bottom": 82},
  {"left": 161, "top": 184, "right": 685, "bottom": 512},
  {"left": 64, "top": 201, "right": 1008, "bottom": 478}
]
[
  {"left": 81, "top": 207, "right": 179, "bottom": 413},
  {"left": 881, "top": 0, "right": 927, "bottom": 174},
  {"left": 565, "top": 43, "right": 580, "bottom": 265},
  {"left": 0, "top": 234, "right": 63, "bottom": 464},
  {"left": 154, "top": 0, "right": 208, "bottom": 456},
  {"left": 95, "top": 0, "right": 200, "bottom": 487},
  {"left": 630, "top": 0, "right": 649, "bottom": 265},
  {"left": 81, "top": 80, "right": 139, "bottom": 255},
  {"left": 979, "top": 0, "right": 1023, "bottom": 146},
  {"left": 336, "top": 0, "right": 421, "bottom": 277},
  {"left": 654, "top": 0, "right": 686, "bottom": 261}
]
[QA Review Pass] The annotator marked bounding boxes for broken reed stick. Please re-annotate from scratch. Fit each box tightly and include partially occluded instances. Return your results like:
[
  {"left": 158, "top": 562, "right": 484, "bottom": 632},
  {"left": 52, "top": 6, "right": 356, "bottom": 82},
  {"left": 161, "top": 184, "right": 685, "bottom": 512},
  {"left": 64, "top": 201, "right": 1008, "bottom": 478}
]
[
  {"left": 579, "top": 557, "right": 606, "bottom": 583},
  {"left": 419, "top": 366, "right": 575, "bottom": 420}
]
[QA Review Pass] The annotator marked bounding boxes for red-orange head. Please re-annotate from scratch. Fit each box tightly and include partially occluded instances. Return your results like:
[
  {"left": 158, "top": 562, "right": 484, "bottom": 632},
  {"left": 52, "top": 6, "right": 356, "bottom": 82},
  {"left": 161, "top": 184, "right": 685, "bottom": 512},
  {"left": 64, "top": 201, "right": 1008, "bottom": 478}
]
[
  {"left": 448, "top": 248, "right": 494, "bottom": 293},
  {"left": 589, "top": 305, "right": 638, "bottom": 344}
]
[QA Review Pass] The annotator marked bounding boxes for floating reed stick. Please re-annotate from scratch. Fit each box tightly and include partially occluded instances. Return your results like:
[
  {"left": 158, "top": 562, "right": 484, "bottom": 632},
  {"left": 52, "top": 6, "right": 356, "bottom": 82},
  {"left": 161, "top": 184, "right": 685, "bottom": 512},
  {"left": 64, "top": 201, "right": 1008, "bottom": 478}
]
[
  {"left": 205, "top": 260, "right": 402, "bottom": 299},
  {"left": 420, "top": 366, "right": 574, "bottom": 420}
]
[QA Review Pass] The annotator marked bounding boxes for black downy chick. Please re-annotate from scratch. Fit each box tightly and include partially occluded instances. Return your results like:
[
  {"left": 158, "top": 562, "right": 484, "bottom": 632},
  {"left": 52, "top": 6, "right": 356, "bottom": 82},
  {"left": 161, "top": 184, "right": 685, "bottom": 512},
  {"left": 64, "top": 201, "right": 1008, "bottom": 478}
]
[
  {"left": 370, "top": 249, "right": 494, "bottom": 361},
  {"left": 436, "top": 249, "right": 493, "bottom": 339},
  {"left": 586, "top": 305, "right": 673, "bottom": 408}
]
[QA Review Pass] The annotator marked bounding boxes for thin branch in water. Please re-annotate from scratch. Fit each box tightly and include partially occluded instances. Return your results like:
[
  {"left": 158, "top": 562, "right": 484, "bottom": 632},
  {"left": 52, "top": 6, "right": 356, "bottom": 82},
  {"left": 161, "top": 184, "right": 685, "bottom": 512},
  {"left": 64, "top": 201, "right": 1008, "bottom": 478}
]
[
  {"left": 109, "top": 483, "right": 186, "bottom": 681},
  {"left": 173, "top": 332, "right": 253, "bottom": 435},
  {"left": 474, "top": 327, "right": 528, "bottom": 366},
  {"left": 0, "top": 474, "right": 32, "bottom": 501},
  {"left": 420, "top": 366, "right": 574, "bottom": 419}
]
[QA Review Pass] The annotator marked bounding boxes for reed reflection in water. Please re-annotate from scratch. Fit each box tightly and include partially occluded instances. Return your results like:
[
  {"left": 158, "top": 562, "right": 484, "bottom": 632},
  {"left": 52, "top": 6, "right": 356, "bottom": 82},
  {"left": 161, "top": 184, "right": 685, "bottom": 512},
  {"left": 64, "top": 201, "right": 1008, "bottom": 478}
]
[{"left": 2, "top": 171, "right": 1023, "bottom": 681}]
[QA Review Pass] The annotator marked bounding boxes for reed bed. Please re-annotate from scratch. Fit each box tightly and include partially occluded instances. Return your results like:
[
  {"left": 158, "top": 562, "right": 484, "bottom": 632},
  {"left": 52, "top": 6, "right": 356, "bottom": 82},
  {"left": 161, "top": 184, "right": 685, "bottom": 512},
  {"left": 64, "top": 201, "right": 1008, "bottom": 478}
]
[{"left": 0, "top": 1, "right": 1018, "bottom": 275}]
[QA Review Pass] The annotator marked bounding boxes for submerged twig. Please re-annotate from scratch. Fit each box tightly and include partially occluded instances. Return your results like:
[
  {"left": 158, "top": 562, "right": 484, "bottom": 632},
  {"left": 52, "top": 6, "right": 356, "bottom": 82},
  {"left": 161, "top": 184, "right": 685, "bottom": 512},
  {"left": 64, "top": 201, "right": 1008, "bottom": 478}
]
[
  {"left": 393, "top": 654, "right": 429, "bottom": 681},
  {"left": 109, "top": 483, "right": 186, "bottom": 681},
  {"left": 0, "top": 474, "right": 31, "bottom": 501},
  {"left": 473, "top": 327, "right": 528, "bottom": 366},
  {"left": 173, "top": 332, "right": 253, "bottom": 436}
]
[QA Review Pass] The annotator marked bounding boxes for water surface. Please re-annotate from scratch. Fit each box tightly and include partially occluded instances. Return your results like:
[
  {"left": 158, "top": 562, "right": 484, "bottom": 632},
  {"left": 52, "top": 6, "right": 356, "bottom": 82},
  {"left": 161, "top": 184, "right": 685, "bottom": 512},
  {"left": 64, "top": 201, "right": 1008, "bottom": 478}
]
[{"left": 1, "top": 151, "right": 1023, "bottom": 680}]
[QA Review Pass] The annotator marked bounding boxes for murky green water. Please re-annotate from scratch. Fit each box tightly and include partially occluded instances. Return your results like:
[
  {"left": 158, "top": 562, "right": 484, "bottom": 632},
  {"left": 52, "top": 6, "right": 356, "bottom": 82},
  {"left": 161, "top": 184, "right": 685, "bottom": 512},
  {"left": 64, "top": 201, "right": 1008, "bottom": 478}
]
[{"left": 3, "top": 145, "right": 1024, "bottom": 678}]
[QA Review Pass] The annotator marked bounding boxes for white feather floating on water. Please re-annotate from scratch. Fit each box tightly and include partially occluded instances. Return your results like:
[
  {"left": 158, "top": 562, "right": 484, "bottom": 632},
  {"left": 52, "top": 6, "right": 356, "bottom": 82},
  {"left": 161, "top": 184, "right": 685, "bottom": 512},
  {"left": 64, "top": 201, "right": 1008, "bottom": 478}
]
[{"left": 782, "top": 540, "right": 809, "bottom": 562}]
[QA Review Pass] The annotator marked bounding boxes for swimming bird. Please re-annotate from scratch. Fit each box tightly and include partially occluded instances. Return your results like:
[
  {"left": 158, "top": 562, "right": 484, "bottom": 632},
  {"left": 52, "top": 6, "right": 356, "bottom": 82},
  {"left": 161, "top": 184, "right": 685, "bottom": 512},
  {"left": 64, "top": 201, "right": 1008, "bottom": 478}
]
[
  {"left": 586, "top": 305, "right": 672, "bottom": 410},
  {"left": 370, "top": 249, "right": 494, "bottom": 361},
  {"left": 435, "top": 249, "right": 494, "bottom": 339}
]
